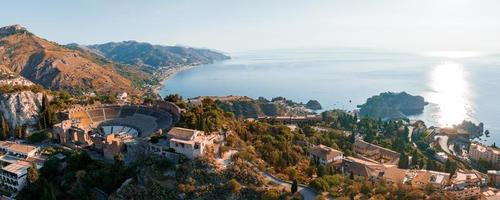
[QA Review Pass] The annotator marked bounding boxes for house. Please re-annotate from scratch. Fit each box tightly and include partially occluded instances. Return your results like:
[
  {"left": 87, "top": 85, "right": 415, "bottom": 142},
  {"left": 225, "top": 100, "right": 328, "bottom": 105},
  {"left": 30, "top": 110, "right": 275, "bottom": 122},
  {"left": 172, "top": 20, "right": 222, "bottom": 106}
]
[
  {"left": 406, "top": 170, "right": 450, "bottom": 188},
  {"left": 167, "top": 127, "right": 221, "bottom": 159},
  {"left": 308, "top": 144, "right": 343, "bottom": 165},
  {"left": 353, "top": 139, "right": 400, "bottom": 165},
  {"left": 342, "top": 156, "right": 388, "bottom": 178}
]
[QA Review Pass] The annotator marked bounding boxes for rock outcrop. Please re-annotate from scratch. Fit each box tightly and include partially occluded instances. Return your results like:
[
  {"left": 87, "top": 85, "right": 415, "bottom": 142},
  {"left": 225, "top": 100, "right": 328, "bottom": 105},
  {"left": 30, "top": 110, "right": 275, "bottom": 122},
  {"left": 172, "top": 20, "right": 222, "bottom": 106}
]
[
  {"left": 358, "top": 92, "right": 427, "bottom": 120},
  {"left": 0, "top": 91, "right": 43, "bottom": 132}
]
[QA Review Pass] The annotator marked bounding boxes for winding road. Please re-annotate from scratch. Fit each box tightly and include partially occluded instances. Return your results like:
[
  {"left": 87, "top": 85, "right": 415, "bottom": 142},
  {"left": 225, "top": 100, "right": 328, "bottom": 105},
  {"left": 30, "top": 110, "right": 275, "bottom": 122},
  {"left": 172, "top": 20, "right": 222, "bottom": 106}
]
[{"left": 260, "top": 171, "right": 321, "bottom": 200}]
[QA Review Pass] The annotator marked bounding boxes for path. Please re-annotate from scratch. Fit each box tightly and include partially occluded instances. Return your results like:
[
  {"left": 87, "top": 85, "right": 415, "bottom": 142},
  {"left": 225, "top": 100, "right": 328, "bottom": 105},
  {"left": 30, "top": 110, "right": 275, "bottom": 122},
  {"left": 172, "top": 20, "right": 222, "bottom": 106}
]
[
  {"left": 435, "top": 135, "right": 451, "bottom": 154},
  {"left": 261, "top": 171, "right": 321, "bottom": 200}
]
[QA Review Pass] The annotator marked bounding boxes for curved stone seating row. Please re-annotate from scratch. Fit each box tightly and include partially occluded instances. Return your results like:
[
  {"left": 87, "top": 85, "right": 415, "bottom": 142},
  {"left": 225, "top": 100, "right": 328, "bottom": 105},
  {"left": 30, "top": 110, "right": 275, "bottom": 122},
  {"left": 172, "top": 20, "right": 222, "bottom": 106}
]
[{"left": 65, "top": 103, "right": 177, "bottom": 137}]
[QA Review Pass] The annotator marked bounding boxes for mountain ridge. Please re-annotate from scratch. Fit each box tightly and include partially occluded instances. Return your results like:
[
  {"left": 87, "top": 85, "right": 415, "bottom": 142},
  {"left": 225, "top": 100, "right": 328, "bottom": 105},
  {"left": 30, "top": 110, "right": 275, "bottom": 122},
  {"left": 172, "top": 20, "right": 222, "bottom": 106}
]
[
  {"left": 85, "top": 40, "right": 230, "bottom": 68},
  {"left": 0, "top": 24, "right": 230, "bottom": 96}
]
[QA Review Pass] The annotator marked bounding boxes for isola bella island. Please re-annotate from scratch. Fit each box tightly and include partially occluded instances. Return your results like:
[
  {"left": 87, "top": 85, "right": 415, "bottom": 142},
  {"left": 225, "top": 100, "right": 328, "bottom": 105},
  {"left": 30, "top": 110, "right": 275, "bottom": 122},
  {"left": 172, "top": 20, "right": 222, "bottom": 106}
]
[{"left": 1, "top": 1, "right": 500, "bottom": 200}]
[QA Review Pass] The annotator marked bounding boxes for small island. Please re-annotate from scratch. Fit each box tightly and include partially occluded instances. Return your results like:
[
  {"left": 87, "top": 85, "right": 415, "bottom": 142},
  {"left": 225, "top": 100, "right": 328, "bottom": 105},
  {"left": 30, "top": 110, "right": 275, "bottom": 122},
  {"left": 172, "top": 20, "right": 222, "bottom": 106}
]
[
  {"left": 358, "top": 91, "right": 427, "bottom": 120},
  {"left": 305, "top": 100, "right": 322, "bottom": 110}
]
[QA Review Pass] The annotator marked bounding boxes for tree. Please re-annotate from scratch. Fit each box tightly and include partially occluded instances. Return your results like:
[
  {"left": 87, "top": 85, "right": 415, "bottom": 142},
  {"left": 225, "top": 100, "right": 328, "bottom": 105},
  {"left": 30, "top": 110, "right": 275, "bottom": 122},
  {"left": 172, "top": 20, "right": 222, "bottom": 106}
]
[
  {"left": 27, "top": 163, "right": 39, "bottom": 184},
  {"left": 15, "top": 124, "right": 22, "bottom": 139},
  {"left": 0, "top": 115, "right": 9, "bottom": 140},
  {"left": 398, "top": 152, "right": 409, "bottom": 169},
  {"left": 445, "top": 160, "right": 458, "bottom": 174},
  {"left": 291, "top": 180, "right": 298, "bottom": 194},
  {"left": 226, "top": 179, "right": 241, "bottom": 193},
  {"left": 41, "top": 179, "right": 57, "bottom": 200}
]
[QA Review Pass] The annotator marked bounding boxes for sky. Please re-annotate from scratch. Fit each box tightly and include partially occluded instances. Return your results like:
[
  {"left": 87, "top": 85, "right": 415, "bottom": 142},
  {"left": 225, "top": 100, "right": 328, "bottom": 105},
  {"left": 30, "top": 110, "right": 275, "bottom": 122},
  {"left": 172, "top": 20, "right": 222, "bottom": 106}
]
[{"left": 1, "top": 0, "right": 500, "bottom": 53}]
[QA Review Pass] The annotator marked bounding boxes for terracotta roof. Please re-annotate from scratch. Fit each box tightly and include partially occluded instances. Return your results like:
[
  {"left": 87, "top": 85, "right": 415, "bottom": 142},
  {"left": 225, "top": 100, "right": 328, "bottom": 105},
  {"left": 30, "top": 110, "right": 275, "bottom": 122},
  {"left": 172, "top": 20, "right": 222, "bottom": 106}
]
[
  {"left": 410, "top": 170, "right": 450, "bottom": 186},
  {"left": 2, "top": 160, "right": 31, "bottom": 175},
  {"left": 168, "top": 127, "right": 202, "bottom": 140},
  {"left": 344, "top": 156, "right": 386, "bottom": 177},
  {"left": 309, "top": 144, "right": 343, "bottom": 160},
  {"left": 383, "top": 166, "right": 407, "bottom": 184},
  {"left": 0, "top": 141, "right": 37, "bottom": 154},
  {"left": 354, "top": 139, "right": 400, "bottom": 158}
]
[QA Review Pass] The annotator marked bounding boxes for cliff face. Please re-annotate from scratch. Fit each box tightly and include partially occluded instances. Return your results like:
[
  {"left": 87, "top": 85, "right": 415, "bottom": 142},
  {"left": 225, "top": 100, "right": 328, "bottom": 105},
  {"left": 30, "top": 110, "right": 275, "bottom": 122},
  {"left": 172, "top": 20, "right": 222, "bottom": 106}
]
[{"left": 0, "top": 91, "right": 43, "bottom": 132}]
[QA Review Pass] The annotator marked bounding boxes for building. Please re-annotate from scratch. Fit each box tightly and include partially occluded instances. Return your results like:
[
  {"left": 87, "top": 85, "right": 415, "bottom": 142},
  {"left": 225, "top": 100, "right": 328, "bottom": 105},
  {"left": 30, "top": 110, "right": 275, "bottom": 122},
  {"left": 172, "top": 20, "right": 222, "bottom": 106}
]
[
  {"left": 166, "top": 127, "right": 221, "bottom": 159},
  {"left": 53, "top": 120, "right": 93, "bottom": 146},
  {"left": 0, "top": 142, "right": 44, "bottom": 195},
  {"left": 443, "top": 170, "right": 487, "bottom": 200},
  {"left": 488, "top": 170, "right": 500, "bottom": 188},
  {"left": 342, "top": 156, "right": 389, "bottom": 178},
  {"left": 451, "top": 170, "right": 488, "bottom": 189},
  {"left": 405, "top": 170, "right": 450, "bottom": 188},
  {"left": 353, "top": 139, "right": 400, "bottom": 165},
  {"left": 446, "top": 186, "right": 481, "bottom": 200},
  {"left": 91, "top": 133, "right": 136, "bottom": 160},
  {"left": 469, "top": 142, "right": 500, "bottom": 167},
  {"left": 308, "top": 144, "right": 343, "bottom": 165},
  {"left": 257, "top": 115, "right": 323, "bottom": 125}
]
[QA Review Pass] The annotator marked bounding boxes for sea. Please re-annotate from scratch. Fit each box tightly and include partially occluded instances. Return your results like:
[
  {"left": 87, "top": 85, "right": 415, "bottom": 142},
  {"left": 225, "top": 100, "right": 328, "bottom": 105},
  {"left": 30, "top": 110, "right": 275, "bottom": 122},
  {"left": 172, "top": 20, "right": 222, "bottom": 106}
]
[{"left": 160, "top": 48, "right": 500, "bottom": 144}]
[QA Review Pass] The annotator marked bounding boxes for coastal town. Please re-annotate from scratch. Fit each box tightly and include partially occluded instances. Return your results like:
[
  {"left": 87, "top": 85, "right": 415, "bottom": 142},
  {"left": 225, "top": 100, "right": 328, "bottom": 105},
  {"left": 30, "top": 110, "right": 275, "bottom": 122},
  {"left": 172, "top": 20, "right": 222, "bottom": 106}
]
[
  {"left": 1, "top": 3, "right": 500, "bottom": 199},
  {"left": 1, "top": 83, "right": 500, "bottom": 199}
]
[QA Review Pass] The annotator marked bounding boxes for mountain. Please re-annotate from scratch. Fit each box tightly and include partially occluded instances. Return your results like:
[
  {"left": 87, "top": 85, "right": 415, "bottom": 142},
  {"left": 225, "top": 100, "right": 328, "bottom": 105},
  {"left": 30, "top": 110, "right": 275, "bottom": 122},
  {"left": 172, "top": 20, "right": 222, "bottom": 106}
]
[
  {"left": 86, "top": 41, "right": 230, "bottom": 68},
  {"left": 0, "top": 25, "right": 141, "bottom": 94}
]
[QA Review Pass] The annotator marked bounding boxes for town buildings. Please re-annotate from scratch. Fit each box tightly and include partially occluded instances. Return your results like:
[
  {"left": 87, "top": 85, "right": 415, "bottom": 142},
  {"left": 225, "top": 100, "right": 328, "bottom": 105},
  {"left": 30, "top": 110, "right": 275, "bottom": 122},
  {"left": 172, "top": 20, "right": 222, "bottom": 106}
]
[{"left": 469, "top": 142, "right": 500, "bottom": 168}]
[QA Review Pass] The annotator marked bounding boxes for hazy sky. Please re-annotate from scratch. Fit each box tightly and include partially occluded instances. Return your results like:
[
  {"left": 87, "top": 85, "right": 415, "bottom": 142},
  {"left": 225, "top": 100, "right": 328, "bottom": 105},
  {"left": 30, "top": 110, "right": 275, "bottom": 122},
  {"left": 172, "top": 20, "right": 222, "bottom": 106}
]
[{"left": 2, "top": 0, "right": 500, "bottom": 53}]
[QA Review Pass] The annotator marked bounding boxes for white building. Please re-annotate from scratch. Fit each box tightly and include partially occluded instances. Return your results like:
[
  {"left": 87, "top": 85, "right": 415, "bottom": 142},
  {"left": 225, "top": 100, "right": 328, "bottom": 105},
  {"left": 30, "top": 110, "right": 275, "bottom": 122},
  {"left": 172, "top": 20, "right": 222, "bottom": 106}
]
[
  {"left": 164, "top": 127, "right": 220, "bottom": 159},
  {"left": 0, "top": 141, "right": 43, "bottom": 194}
]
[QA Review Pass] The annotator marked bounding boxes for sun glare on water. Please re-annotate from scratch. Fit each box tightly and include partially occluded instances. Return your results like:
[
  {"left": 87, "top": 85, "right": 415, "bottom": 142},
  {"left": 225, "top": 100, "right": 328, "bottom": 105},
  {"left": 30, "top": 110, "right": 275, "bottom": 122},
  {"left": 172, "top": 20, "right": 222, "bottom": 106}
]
[{"left": 427, "top": 61, "right": 471, "bottom": 127}]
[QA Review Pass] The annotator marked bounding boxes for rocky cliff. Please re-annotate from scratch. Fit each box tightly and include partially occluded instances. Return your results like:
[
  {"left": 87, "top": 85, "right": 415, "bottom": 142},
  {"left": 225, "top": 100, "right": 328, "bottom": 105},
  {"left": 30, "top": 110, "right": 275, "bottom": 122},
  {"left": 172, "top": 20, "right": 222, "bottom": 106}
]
[{"left": 0, "top": 91, "right": 43, "bottom": 132}]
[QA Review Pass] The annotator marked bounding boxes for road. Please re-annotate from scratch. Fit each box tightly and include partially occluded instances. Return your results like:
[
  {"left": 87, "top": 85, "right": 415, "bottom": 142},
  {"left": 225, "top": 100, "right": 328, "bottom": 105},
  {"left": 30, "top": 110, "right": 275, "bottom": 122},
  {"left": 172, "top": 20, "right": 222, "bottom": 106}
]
[
  {"left": 435, "top": 135, "right": 451, "bottom": 154},
  {"left": 261, "top": 171, "right": 320, "bottom": 200}
]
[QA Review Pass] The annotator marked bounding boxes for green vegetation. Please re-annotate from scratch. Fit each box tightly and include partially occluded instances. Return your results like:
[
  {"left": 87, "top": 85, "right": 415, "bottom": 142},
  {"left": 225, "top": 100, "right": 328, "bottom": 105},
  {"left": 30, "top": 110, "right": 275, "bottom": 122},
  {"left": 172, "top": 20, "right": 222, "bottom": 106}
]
[
  {"left": 310, "top": 175, "right": 451, "bottom": 199},
  {"left": 358, "top": 92, "right": 427, "bottom": 120},
  {"left": 0, "top": 84, "right": 44, "bottom": 94},
  {"left": 18, "top": 151, "right": 134, "bottom": 200},
  {"left": 178, "top": 98, "right": 227, "bottom": 132}
]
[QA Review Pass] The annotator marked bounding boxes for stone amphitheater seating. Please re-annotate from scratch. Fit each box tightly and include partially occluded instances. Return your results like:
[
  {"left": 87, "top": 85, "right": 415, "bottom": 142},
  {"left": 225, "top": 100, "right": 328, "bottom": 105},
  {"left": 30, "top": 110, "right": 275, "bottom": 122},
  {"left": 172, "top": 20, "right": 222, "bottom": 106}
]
[
  {"left": 70, "top": 111, "right": 92, "bottom": 126},
  {"left": 104, "top": 107, "right": 120, "bottom": 119},
  {"left": 87, "top": 109, "right": 104, "bottom": 118},
  {"left": 68, "top": 104, "right": 175, "bottom": 138}
]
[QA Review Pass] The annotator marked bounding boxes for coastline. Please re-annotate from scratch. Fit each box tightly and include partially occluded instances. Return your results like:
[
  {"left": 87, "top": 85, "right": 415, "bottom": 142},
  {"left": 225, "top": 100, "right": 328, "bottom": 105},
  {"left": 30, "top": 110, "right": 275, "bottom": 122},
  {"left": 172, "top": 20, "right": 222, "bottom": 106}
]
[{"left": 152, "top": 64, "right": 198, "bottom": 96}]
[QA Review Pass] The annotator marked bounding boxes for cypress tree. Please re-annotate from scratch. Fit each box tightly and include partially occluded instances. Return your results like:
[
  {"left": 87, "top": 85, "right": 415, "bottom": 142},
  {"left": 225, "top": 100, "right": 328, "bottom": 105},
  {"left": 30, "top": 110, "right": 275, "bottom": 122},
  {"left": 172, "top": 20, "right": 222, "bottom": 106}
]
[
  {"left": 291, "top": 180, "right": 298, "bottom": 194},
  {"left": 0, "top": 115, "right": 9, "bottom": 140}
]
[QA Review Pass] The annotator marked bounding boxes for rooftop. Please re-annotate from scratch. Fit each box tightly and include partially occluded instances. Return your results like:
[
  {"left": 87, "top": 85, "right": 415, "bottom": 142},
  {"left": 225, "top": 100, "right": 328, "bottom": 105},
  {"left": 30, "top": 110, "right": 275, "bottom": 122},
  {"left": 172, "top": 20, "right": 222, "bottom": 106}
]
[
  {"left": 168, "top": 127, "right": 202, "bottom": 141},
  {"left": 309, "top": 144, "right": 343, "bottom": 160},
  {"left": 2, "top": 160, "right": 31, "bottom": 175},
  {"left": 0, "top": 141, "right": 37, "bottom": 154}
]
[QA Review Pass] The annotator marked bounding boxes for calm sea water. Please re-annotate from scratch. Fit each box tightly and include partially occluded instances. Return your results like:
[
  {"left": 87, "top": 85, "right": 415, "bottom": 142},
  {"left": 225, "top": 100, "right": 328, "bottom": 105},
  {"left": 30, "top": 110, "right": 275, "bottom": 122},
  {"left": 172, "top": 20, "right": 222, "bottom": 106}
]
[{"left": 160, "top": 48, "right": 500, "bottom": 144}]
